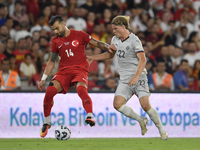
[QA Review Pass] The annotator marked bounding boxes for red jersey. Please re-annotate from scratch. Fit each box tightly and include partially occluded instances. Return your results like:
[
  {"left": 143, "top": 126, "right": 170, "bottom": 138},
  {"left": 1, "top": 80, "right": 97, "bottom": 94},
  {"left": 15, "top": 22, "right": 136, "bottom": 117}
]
[
  {"left": 12, "top": 49, "right": 31, "bottom": 65},
  {"left": 51, "top": 30, "right": 92, "bottom": 72}
]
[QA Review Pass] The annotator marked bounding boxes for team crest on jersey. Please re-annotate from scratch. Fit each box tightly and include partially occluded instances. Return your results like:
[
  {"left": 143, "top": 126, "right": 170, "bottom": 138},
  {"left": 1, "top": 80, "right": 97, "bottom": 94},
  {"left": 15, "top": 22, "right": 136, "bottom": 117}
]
[
  {"left": 126, "top": 46, "right": 130, "bottom": 51},
  {"left": 72, "top": 40, "right": 79, "bottom": 47}
]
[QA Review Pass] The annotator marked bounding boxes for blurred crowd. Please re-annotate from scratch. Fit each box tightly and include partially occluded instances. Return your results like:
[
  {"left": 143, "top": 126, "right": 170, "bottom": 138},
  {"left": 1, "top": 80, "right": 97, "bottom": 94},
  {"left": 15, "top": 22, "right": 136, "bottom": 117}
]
[{"left": 0, "top": 0, "right": 200, "bottom": 92}]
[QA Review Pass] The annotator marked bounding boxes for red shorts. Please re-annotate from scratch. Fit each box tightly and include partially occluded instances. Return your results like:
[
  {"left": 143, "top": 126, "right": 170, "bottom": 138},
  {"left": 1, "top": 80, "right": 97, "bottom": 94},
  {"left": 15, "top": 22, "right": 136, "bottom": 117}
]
[{"left": 51, "top": 68, "right": 88, "bottom": 94}]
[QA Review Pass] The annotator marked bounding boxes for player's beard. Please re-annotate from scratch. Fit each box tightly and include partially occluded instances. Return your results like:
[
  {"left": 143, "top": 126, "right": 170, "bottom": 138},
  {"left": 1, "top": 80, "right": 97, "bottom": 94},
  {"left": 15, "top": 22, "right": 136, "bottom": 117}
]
[{"left": 57, "top": 27, "right": 65, "bottom": 37}]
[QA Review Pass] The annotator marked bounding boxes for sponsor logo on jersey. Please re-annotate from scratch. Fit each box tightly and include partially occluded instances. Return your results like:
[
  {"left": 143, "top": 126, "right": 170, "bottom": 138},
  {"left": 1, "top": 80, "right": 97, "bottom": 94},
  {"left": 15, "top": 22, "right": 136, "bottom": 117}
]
[
  {"left": 64, "top": 42, "right": 70, "bottom": 45},
  {"left": 72, "top": 40, "right": 79, "bottom": 47},
  {"left": 58, "top": 44, "right": 63, "bottom": 48}
]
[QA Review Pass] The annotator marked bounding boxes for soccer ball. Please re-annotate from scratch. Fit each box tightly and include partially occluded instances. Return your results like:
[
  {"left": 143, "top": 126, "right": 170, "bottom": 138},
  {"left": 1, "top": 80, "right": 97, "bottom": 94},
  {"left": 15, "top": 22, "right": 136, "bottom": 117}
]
[{"left": 55, "top": 125, "right": 71, "bottom": 140}]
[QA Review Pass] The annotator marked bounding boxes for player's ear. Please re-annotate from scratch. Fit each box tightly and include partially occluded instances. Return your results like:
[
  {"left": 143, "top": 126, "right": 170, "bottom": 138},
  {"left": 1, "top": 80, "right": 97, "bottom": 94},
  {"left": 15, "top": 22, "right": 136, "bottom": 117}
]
[{"left": 63, "top": 22, "right": 66, "bottom": 27}]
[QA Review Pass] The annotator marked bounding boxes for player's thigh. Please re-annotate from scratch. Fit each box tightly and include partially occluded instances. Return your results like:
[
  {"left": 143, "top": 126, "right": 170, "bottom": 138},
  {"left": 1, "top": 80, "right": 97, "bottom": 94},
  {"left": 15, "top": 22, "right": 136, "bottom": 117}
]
[
  {"left": 135, "top": 76, "right": 150, "bottom": 99},
  {"left": 52, "top": 80, "right": 63, "bottom": 93},
  {"left": 115, "top": 83, "right": 133, "bottom": 102},
  {"left": 72, "top": 69, "right": 88, "bottom": 88}
]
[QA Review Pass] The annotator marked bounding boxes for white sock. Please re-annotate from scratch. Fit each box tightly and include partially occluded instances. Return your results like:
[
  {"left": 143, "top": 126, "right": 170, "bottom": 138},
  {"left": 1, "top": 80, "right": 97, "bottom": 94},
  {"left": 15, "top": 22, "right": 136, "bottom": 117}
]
[
  {"left": 117, "top": 105, "right": 143, "bottom": 123},
  {"left": 44, "top": 116, "right": 51, "bottom": 125},
  {"left": 147, "top": 107, "right": 166, "bottom": 134},
  {"left": 87, "top": 113, "right": 93, "bottom": 118}
]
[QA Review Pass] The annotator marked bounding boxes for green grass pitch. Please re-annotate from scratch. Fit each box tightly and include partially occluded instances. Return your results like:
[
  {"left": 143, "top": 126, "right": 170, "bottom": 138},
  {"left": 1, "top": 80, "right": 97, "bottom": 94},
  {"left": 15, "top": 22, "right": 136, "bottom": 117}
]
[{"left": 0, "top": 138, "right": 200, "bottom": 150}]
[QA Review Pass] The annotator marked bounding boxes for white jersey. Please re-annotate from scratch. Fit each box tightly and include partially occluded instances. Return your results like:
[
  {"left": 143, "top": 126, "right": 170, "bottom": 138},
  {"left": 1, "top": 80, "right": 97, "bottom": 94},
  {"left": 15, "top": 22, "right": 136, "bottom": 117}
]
[{"left": 111, "top": 32, "right": 147, "bottom": 83}]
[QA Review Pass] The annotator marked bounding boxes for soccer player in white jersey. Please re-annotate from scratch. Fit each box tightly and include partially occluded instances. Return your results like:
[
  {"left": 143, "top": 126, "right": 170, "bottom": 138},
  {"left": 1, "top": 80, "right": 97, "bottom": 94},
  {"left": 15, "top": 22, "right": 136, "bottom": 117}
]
[{"left": 87, "top": 15, "right": 168, "bottom": 140}]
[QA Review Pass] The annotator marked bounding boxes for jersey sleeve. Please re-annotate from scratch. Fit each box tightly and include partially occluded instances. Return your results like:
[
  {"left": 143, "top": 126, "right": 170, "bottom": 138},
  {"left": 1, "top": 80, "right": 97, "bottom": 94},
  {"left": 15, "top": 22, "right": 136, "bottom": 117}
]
[
  {"left": 134, "top": 36, "right": 144, "bottom": 53},
  {"left": 80, "top": 31, "right": 92, "bottom": 44},
  {"left": 51, "top": 41, "right": 59, "bottom": 53}
]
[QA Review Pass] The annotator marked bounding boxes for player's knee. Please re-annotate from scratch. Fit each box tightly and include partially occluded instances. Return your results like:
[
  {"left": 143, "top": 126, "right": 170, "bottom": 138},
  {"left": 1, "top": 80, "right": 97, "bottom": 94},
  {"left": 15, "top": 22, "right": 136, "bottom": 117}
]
[
  {"left": 141, "top": 104, "right": 151, "bottom": 112},
  {"left": 113, "top": 101, "right": 122, "bottom": 110}
]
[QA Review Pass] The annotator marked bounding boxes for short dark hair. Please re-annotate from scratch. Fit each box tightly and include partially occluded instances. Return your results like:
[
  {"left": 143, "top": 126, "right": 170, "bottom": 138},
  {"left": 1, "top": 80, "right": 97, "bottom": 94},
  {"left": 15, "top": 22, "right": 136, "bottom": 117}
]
[
  {"left": 1, "top": 58, "right": 9, "bottom": 64},
  {"left": 25, "top": 53, "right": 33, "bottom": 59},
  {"left": 0, "top": 3, "right": 5, "bottom": 9},
  {"left": 180, "top": 59, "right": 188, "bottom": 65},
  {"left": 49, "top": 15, "right": 64, "bottom": 26}
]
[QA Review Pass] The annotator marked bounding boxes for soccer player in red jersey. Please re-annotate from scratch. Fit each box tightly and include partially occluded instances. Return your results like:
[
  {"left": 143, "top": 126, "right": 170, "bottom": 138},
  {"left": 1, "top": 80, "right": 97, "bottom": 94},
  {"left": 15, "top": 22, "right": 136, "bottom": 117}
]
[{"left": 38, "top": 15, "right": 116, "bottom": 138}]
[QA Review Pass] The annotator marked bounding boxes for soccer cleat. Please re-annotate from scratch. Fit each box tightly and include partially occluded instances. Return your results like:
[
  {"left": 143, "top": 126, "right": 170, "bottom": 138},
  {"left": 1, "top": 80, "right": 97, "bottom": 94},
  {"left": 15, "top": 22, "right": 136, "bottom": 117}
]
[
  {"left": 160, "top": 132, "right": 168, "bottom": 140},
  {"left": 139, "top": 117, "right": 149, "bottom": 135},
  {"left": 40, "top": 123, "right": 51, "bottom": 138},
  {"left": 85, "top": 116, "right": 95, "bottom": 127}
]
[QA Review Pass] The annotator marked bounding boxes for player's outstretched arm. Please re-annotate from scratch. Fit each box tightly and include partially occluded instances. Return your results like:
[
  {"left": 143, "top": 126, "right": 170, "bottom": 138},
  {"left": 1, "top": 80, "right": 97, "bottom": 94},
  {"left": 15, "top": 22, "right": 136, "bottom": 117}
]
[
  {"left": 38, "top": 52, "right": 58, "bottom": 91},
  {"left": 89, "top": 38, "right": 116, "bottom": 61}
]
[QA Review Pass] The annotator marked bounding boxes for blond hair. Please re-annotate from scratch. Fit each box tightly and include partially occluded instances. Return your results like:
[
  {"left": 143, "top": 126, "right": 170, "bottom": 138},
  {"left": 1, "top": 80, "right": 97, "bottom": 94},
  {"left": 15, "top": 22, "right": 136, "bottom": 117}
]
[{"left": 111, "top": 15, "right": 130, "bottom": 30}]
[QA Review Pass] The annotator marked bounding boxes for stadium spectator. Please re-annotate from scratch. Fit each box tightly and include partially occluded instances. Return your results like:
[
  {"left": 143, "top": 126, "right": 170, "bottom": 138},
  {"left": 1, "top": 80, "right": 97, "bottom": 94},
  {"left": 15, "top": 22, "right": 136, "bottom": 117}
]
[
  {"left": 160, "top": 11, "right": 171, "bottom": 33},
  {"left": 14, "top": 21, "right": 31, "bottom": 42},
  {"left": 161, "top": 21, "right": 177, "bottom": 46},
  {"left": 145, "top": 23, "right": 164, "bottom": 58},
  {"left": 0, "top": 58, "right": 21, "bottom": 90},
  {"left": 9, "top": 54, "right": 19, "bottom": 73},
  {"left": 32, "top": 31, "right": 40, "bottom": 42},
  {"left": 0, "top": 3, "right": 5, "bottom": 26},
  {"left": 97, "top": 0, "right": 119, "bottom": 17},
  {"left": 175, "top": 26, "right": 188, "bottom": 48},
  {"left": 143, "top": 17, "right": 154, "bottom": 37},
  {"left": 98, "top": 59, "right": 116, "bottom": 82},
  {"left": 175, "top": 10, "right": 195, "bottom": 38},
  {"left": 19, "top": 53, "right": 36, "bottom": 86},
  {"left": 152, "top": 61, "right": 174, "bottom": 91},
  {"left": 31, "top": 41, "right": 42, "bottom": 74},
  {"left": 0, "top": 25, "right": 10, "bottom": 45},
  {"left": 174, "top": 59, "right": 190, "bottom": 91},
  {"left": 80, "top": 0, "right": 97, "bottom": 14},
  {"left": 188, "top": 31, "right": 200, "bottom": 50},
  {"left": 0, "top": 41, "right": 6, "bottom": 64},
  {"left": 156, "top": 46, "right": 173, "bottom": 74},
  {"left": 156, "top": 0, "right": 175, "bottom": 21},
  {"left": 65, "top": 7, "right": 86, "bottom": 31},
  {"left": 10, "top": 1, "right": 29, "bottom": 24},
  {"left": 9, "top": 20, "right": 20, "bottom": 40},
  {"left": 181, "top": 40, "right": 189, "bottom": 55},
  {"left": 192, "top": 60, "right": 200, "bottom": 90},
  {"left": 86, "top": 11, "right": 96, "bottom": 35},
  {"left": 101, "top": 77, "right": 116, "bottom": 91},
  {"left": 24, "top": 0, "right": 40, "bottom": 25},
  {"left": 171, "top": 46, "right": 182, "bottom": 71},
  {"left": 12, "top": 38, "right": 31, "bottom": 66},
  {"left": 182, "top": 42, "right": 199, "bottom": 67},
  {"left": 98, "top": 8, "right": 112, "bottom": 32},
  {"left": 66, "top": 0, "right": 77, "bottom": 18},
  {"left": 30, "top": 13, "right": 51, "bottom": 34},
  {"left": 4, "top": 38, "right": 15, "bottom": 59},
  {"left": 101, "top": 23, "right": 113, "bottom": 43},
  {"left": 42, "top": 5, "right": 51, "bottom": 26}
]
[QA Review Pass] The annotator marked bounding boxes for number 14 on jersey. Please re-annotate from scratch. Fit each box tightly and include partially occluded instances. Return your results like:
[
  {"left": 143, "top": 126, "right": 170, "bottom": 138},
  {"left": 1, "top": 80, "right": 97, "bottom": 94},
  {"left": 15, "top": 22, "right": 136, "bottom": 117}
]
[{"left": 65, "top": 49, "right": 74, "bottom": 57}]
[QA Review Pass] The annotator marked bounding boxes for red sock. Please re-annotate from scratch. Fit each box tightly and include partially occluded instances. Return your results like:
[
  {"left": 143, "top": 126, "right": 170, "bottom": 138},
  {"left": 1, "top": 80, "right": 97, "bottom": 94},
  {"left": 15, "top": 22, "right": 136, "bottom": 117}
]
[
  {"left": 76, "top": 86, "right": 93, "bottom": 113},
  {"left": 43, "top": 86, "right": 57, "bottom": 117}
]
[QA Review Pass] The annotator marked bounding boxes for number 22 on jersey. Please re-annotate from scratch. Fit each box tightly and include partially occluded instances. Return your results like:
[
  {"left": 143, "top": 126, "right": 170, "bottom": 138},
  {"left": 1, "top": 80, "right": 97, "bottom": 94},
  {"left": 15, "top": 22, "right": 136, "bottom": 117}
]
[{"left": 65, "top": 49, "right": 74, "bottom": 57}]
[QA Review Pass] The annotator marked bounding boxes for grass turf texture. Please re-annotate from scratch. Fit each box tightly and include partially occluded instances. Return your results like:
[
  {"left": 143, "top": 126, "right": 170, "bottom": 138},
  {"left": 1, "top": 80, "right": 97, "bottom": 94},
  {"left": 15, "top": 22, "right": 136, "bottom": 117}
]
[{"left": 0, "top": 138, "right": 200, "bottom": 150}]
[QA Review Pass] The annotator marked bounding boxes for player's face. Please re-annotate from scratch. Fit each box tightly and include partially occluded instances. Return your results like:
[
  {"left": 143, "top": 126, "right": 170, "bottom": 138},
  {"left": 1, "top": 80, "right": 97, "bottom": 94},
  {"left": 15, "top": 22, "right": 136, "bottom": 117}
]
[
  {"left": 51, "top": 21, "right": 66, "bottom": 37},
  {"left": 111, "top": 24, "right": 123, "bottom": 38}
]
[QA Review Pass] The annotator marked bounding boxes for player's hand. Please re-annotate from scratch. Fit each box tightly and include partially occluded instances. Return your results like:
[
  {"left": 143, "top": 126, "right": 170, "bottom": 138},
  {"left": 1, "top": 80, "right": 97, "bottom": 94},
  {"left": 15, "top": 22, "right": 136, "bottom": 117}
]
[
  {"left": 108, "top": 44, "right": 117, "bottom": 53},
  {"left": 38, "top": 80, "right": 45, "bottom": 91},
  {"left": 128, "top": 76, "right": 139, "bottom": 86},
  {"left": 86, "top": 55, "right": 93, "bottom": 65}
]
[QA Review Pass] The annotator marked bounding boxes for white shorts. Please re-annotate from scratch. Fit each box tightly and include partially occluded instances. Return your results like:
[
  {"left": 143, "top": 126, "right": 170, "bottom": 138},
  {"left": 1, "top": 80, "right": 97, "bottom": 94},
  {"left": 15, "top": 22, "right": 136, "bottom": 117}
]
[{"left": 115, "top": 75, "right": 150, "bottom": 101}]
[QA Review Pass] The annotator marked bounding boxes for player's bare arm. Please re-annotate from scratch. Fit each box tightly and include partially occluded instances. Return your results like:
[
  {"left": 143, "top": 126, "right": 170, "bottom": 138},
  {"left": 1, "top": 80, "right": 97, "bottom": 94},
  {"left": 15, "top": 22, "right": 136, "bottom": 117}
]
[
  {"left": 87, "top": 38, "right": 116, "bottom": 62},
  {"left": 38, "top": 52, "right": 58, "bottom": 91},
  {"left": 128, "top": 52, "right": 146, "bottom": 86}
]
